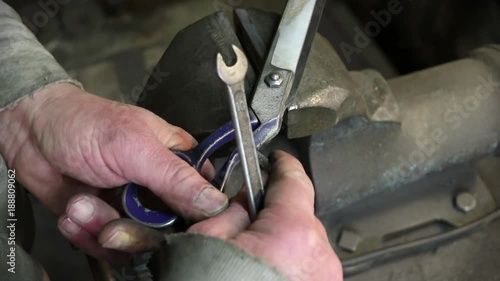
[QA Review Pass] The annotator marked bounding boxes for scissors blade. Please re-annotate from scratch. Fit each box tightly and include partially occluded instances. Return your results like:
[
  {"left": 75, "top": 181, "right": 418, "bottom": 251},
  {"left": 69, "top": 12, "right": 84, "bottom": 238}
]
[{"left": 250, "top": 0, "right": 326, "bottom": 144}]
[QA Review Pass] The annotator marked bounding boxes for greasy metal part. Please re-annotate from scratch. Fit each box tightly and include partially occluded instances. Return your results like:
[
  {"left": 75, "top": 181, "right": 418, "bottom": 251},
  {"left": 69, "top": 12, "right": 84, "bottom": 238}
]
[
  {"left": 343, "top": 208, "right": 500, "bottom": 276},
  {"left": 87, "top": 256, "right": 116, "bottom": 281},
  {"left": 217, "top": 45, "right": 264, "bottom": 221},
  {"left": 351, "top": 70, "right": 400, "bottom": 123},
  {"left": 250, "top": 0, "right": 326, "bottom": 145},
  {"left": 235, "top": 9, "right": 400, "bottom": 139},
  {"left": 288, "top": 36, "right": 400, "bottom": 138},
  {"left": 287, "top": 34, "right": 357, "bottom": 138},
  {"left": 326, "top": 164, "right": 496, "bottom": 272},
  {"left": 302, "top": 44, "right": 500, "bottom": 276},
  {"left": 346, "top": 156, "right": 500, "bottom": 280},
  {"left": 338, "top": 230, "right": 363, "bottom": 253},
  {"left": 455, "top": 192, "right": 477, "bottom": 213},
  {"left": 288, "top": 46, "right": 400, "bottom": 138},
  {"left": 265, "top": 72, "right": 284, "bottom": 88},
  {"left": 309, "top": 45, "right": 500, "bottom": 219}
]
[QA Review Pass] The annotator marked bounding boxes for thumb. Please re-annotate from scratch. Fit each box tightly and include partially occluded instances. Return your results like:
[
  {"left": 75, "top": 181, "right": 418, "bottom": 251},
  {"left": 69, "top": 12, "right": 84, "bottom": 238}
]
[
  {"left": 117, "top": 112, "right": 228, "bottom": 221},
  {"left": 264, "top": 151, "right": 316, "bottom": 218}
]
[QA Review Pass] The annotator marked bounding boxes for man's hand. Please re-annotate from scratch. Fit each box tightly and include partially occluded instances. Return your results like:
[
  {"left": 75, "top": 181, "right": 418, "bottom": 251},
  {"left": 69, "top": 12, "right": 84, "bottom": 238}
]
[
  {"left": 0, "top": 83, "right": 228, "bottom": 260},
  {"left": 187, "top": 151, "right": 342, "bottom": 280},
  {"left": 100, "top": 151, "right": 342, "bottom": 280}
]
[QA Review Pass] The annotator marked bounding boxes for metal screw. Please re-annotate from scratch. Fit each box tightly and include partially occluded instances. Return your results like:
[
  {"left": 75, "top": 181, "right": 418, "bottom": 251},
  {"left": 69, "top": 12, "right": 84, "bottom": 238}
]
[
  {"left": 455, "top": 192, "right": 477, "bottom": 213},
  {"left": 265, "top": 72, "right": 284, "bottom": 88}
]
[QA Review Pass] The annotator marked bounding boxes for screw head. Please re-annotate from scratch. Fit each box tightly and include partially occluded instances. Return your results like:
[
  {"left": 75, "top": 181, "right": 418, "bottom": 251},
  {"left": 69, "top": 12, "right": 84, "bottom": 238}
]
[
  {"left": 265, "top": 72, "right": 284, "bottom": 88},
  {"left": 455, "top": 192, "right": 477, "bottom": 213}
]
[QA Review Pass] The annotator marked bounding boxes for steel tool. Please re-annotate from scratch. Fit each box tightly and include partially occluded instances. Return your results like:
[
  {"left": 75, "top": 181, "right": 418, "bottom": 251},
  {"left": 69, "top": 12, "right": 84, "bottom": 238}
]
[
  {"left": 123, "top": 0, "right": 326, "bottom": 228},
  {"left": 217, "top": 45, "right": 264, "bottom": 221}
]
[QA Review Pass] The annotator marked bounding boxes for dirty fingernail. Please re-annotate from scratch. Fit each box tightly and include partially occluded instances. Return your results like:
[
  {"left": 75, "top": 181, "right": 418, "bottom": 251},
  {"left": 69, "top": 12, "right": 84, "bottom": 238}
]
[
  {"left": 268, "top": 151, "right": 279, "bottom": 165},
  {"left": 195, "top": 187, "right": 228, "bottom": 217},
  {"left": 102, "top": 230, "right": 131, "bottom": 250}
]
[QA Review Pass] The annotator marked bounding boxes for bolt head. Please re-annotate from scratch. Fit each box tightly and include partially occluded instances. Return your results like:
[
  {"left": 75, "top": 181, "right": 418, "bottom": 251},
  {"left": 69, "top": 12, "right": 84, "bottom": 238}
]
[
  {"left": 265, "top": 72, "right": 284, "bottom": 88},
  {"left": 337, "top": 230, "right": 362, "bottom": 253},
  {"left": 270, "top": 73, "right": 281, "bottom": 81},
  {"left": 455, "top": 192, "right": 477, "bottom": 213}
]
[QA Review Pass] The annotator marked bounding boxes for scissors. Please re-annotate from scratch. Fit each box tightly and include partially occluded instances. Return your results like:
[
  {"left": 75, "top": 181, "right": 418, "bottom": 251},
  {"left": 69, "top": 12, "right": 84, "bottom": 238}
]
[{"left": 123, "top": 0, "right": 326, "bottom": 228}]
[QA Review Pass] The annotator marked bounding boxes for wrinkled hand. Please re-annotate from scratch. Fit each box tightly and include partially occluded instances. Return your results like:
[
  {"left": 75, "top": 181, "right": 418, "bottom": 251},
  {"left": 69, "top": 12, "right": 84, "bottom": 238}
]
[
  {"left": 188, "top": 151, "right": 342, "bottom": 280},
  {"left": 99, "top": 151, "right": 342, "bottom": 280},
  {"left": 0, "top": 83, "right": 228, "bottom": 260}
]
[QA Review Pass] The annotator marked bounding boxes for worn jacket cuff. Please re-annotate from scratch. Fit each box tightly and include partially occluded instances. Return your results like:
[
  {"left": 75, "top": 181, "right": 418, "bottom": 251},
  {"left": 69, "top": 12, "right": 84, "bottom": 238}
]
[{"left": 154, "top": 233, "right": 289, "bottom": 281}]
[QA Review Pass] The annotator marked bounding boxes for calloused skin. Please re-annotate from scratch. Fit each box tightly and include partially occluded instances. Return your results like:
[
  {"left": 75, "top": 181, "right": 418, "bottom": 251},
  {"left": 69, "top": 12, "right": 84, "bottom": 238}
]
[{"left": 0, "top": 83, "right": 342, "bottom": 280}]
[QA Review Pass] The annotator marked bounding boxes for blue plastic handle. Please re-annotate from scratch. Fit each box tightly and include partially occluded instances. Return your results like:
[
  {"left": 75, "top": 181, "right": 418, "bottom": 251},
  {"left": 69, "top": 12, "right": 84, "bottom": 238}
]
[{"left": 122, "top": 116, "right": 260, "bottom": 228}]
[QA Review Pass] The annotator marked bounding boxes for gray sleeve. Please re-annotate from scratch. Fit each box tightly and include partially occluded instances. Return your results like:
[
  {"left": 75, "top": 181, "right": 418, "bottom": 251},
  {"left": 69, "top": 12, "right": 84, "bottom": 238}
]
[
  {"left": 155, "top": 233, "right": 289, "bottom": 281},
  {"left": 0, "top": 1, "right": 81, "bottom": 111}
]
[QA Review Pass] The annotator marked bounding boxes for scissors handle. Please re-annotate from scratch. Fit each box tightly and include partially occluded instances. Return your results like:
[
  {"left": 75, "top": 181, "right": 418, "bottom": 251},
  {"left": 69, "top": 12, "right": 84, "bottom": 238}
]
[{"left": 122, "top": 116, "right": 259, "bottom": 228}]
